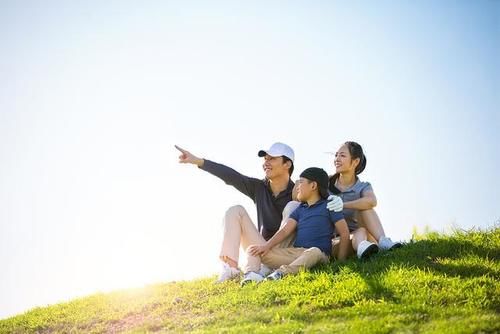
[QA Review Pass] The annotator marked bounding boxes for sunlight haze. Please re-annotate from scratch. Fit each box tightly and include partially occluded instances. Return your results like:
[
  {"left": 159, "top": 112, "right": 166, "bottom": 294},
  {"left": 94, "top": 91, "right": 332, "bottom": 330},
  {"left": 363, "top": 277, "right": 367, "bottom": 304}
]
[{"left": 1, "top": 1, "right": 498, "bottom": 319}]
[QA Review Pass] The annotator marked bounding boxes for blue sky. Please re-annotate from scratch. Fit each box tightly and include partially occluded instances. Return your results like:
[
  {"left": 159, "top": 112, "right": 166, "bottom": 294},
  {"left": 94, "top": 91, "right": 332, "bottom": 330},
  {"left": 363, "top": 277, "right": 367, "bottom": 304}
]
[{"left": 0, "top": 1, "right": 498, "bottom": 319}]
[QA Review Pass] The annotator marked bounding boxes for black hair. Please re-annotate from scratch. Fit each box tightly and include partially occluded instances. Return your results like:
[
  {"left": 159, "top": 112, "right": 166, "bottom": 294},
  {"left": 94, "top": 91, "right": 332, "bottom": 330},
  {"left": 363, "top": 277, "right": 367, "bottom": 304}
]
[
  {"left": 282, "top": 156, "right": 294, "bottom": 176},
  {"left": 328, "top": 141, "right": 367, "bottom": 193},
  {"left": 344, "top": 141, "right": 366, "bottom": 175}
]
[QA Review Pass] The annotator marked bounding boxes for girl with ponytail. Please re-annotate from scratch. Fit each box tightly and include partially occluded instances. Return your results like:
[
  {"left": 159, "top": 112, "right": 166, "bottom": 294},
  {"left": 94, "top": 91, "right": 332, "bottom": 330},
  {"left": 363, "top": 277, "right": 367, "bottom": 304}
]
[{"left": 329, "top": 141, "right": 401, "bottom": 259}]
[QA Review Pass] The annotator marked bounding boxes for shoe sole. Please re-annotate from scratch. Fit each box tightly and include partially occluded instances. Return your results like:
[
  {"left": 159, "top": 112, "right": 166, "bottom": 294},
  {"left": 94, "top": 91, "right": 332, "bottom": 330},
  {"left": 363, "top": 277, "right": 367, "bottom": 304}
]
[
  {"left": 360, "top": 244, "right": 379, "bottom": 259},
  {"left": 265, "top": 273, "right": 284, "bottom": 281},
  {"left": 389, "top": 243, "right": 403, "bottom": 250},
  {"left": 264, "top": 277, "right": 281, "bottom": 281}
]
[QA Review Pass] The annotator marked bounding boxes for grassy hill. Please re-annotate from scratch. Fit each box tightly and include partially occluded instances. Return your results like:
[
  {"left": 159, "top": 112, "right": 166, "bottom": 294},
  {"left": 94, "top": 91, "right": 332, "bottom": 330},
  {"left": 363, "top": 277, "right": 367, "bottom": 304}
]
[{"left": 1, "top": 227, "right": 499, "bottom": 333}]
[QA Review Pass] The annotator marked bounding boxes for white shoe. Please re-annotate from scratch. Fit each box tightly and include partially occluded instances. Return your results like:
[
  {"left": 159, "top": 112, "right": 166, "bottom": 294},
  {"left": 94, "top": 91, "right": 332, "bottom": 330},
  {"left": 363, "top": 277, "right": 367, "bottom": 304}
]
[
  {"left": 241, "top": 271, "right": 264, "bottom": 286},
  {"left": 259, "top": 264, "right": 272, "bottom": 277},
  {"left": 265, "top": 270, "right": 284, "bottom": 281},
  {"left": 216, "top": 263, "right": 241, "bottom": 283},
  {"left": 378, "top": 237, "right": 403, "bottom": 251},
  {"left": 357, "top": 240, "right": 379, "bottom": 259}
]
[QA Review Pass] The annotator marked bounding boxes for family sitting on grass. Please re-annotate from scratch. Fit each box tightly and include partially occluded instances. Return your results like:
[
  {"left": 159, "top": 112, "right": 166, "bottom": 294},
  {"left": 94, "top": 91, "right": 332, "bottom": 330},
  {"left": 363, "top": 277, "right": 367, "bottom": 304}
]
[{"left": 175, "top": 141, "right": 401, "bottom": 285}]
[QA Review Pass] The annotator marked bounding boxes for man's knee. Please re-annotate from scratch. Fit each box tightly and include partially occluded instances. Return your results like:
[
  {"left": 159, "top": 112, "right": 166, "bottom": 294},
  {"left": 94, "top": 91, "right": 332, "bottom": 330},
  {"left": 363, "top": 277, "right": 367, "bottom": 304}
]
[
  {"left": 225, "top": 205, "right": 246, "bottom": 218},
  {"left": 223, "top": 205, "right": 248, "bottom": 227}
]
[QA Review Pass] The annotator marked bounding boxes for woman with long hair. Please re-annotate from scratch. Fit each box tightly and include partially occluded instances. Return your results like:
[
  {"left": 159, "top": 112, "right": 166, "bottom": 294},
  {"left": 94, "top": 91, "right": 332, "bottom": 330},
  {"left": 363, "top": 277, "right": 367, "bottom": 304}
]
[{"left": 329, "top": 141, "right": 401, "bottom": 259}]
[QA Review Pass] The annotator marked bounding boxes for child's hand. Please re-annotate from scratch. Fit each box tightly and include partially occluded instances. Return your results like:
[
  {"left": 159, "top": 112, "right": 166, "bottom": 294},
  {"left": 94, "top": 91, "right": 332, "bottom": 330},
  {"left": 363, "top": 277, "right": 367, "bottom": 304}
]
[{"left": 247, "top": 244, "right": 269, "bottom": 256}]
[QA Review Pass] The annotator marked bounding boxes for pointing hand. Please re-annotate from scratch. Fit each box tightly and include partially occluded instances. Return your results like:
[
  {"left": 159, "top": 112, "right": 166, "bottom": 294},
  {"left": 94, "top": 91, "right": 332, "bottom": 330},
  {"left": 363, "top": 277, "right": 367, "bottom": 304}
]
[{"left": 174, "top": 145, "right": 204, "bottom": 167}]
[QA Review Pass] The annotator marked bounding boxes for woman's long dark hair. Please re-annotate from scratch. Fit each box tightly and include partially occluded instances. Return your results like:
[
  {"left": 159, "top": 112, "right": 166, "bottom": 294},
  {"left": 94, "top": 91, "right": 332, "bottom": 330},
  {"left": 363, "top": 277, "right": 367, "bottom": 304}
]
[{"left": 329, "top": 141, "right": 367, "bottom": 193}]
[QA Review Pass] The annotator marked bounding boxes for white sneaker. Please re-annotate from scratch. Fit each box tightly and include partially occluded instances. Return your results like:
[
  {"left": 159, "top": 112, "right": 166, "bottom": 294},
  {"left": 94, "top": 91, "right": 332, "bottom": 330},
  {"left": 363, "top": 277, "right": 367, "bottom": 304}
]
[
  {"left": 216, "top": 263, "right": 241, "bottom": 283},
  {"left": 378, "top": 237, "right": 403, "bottom": 251},
  {"left": 259, "top": 264, "right": 272, "bottom": 277},
  {"left": 241, "top": 271, "right": 264, "bottom": 286},
  {"left": 357, "top": 240, "right": 379, "bottom": 259},
  {"left": 265, "top": 270, "right": 284, "bottom": 281}
]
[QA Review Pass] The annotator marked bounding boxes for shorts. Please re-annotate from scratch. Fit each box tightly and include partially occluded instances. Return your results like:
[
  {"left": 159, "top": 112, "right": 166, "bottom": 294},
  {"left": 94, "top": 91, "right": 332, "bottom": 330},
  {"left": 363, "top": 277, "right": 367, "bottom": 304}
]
[{"left": 345, "top": 217, "right": 359, "bottom": 233}]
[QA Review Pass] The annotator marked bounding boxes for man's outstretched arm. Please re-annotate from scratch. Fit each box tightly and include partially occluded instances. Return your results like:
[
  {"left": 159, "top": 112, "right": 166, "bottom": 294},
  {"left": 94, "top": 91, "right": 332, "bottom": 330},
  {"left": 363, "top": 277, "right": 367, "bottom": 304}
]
[{"left": 175, "top": 145, "right": 259, "bottom": 199}]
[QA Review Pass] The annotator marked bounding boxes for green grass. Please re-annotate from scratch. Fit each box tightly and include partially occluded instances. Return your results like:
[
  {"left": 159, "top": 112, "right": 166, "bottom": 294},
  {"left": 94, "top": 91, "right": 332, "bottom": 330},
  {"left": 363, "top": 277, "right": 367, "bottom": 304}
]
[{"left": 1, "top": 227, "right": 499, "bottom": 333}]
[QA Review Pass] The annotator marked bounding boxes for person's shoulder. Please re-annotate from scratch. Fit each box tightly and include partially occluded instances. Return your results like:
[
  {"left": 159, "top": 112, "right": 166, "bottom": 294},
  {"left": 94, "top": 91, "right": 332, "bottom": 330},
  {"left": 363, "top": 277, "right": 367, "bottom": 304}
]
[
  {"left": 294, "top": 202, "right": 309, "bottom": 213},
  {"left": 354, "top": 178, "right": 372, "bottom": 191},
  {"left": 328, "top": 209, "right": 344, "bottom": 224},
  {"left": 257, "top": 177, "right": 268, "bottom": 184},
  {"left": 311, "top": 199, "right": 330, "bottom": 214},
  {"left": 289, "top": 202, "right": 306, "bottom": 220},
  {"left": 298, "top": 202, "right": 309, "bottom": 209},
  {"left": 316, "top": 198, "right": 328, "bottom": 207}
]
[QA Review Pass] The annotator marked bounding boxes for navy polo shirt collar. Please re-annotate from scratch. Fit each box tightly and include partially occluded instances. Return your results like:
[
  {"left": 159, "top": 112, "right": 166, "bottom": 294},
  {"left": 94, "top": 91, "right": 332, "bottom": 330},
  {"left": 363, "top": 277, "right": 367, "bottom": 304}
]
[{"left": 301, "top": 198, "right": 326, "bottom": 209}]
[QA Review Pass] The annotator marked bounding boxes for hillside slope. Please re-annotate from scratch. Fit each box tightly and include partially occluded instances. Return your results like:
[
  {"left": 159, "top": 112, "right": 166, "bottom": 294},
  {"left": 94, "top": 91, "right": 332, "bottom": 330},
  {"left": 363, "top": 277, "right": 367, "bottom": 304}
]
[{"left": 1, "top": 228, "right": 499, "bottom": 333}]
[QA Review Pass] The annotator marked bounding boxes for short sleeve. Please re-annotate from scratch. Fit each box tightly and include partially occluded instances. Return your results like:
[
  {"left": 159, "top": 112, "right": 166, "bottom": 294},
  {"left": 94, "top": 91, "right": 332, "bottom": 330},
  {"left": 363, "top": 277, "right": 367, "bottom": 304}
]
[
  {"left": 289, "top": 205, "right": 302, "bottom": 222},
  {"left": 360, "top": 182, "right": 373, "bottom": 197},
  {"left": 329, "top": 210, "right": 344, "bottom": 224}
]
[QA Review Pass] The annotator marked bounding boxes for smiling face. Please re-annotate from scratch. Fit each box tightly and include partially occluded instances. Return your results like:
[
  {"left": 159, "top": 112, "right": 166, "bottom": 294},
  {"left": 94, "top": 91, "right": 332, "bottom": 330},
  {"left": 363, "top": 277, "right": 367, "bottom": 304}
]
[
  {"left": 262, "top": 155, "right": 290, "bottom": 180},
  {"left": 295, "top": 177, "right": 316, "bottom": 202},
  {"left": 334, "top": 144, "right": 360, "bottom": 174}
]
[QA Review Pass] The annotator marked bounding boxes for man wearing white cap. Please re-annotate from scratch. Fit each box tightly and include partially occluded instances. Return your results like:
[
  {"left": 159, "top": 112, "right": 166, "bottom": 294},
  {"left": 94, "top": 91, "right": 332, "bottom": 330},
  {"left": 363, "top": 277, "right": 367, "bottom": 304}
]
[{"left": 175, "top": 143, "right": 343, "bottom": 282}]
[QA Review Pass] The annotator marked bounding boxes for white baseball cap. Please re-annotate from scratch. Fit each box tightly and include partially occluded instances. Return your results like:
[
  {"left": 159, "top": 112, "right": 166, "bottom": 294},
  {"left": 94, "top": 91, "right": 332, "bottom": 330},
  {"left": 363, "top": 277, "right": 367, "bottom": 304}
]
[{"left": 258, "top": 142, "right": 295, "bottom": 162}]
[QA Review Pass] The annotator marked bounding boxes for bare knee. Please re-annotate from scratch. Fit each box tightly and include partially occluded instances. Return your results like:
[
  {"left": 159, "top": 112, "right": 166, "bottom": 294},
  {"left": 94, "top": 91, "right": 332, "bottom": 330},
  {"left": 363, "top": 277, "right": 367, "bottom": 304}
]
[
  {"left": 358, "top": 208, "right": 378, "bottom": 221},
  {"left": 355, "top": 209, "right": 376, "bottom": 225},
  {"left": 353, "top": 227, "right": 368, "bottom": 237},
  {"left": 352, "top": 227, "right": 368, "bottom": 249},
  {"left": 358, "top": 209, "right": 385, "bottom": 240}
]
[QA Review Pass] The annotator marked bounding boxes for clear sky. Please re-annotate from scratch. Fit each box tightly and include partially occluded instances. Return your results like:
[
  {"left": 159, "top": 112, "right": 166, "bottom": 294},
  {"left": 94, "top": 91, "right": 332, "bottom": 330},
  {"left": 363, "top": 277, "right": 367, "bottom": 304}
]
[{"left": 1, "top": 0, "right": 498, "bottom": 319}]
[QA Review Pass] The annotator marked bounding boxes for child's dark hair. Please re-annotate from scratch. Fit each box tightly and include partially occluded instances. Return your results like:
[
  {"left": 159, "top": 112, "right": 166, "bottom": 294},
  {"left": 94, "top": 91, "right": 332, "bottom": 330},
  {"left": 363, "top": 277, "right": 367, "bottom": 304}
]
[
  {"left": 282, "top": 156, "right": 294, "bottom": 176},
  {"left": 344, "top": 141, "right": 366, "bottom": 175}
]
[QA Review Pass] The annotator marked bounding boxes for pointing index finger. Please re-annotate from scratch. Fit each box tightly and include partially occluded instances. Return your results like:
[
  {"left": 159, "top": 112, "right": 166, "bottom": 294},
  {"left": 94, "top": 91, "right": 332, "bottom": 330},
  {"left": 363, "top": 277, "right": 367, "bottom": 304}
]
[{"left": 174, "top": 145, "right": 187, "bottom": 154}]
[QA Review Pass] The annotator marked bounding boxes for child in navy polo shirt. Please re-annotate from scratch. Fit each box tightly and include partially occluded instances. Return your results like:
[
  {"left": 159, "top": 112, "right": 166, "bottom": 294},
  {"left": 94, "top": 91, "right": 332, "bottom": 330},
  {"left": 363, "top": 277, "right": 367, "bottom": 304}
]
[{"left": 242, "top": 167, "right": 351, "bottom": 284}]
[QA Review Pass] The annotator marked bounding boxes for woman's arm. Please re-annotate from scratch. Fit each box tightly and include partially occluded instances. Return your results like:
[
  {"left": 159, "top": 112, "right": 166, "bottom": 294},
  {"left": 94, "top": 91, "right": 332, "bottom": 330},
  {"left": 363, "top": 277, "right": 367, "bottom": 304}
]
[{"left": 342, "top": 190, "right": 377, "bottom": 210}]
